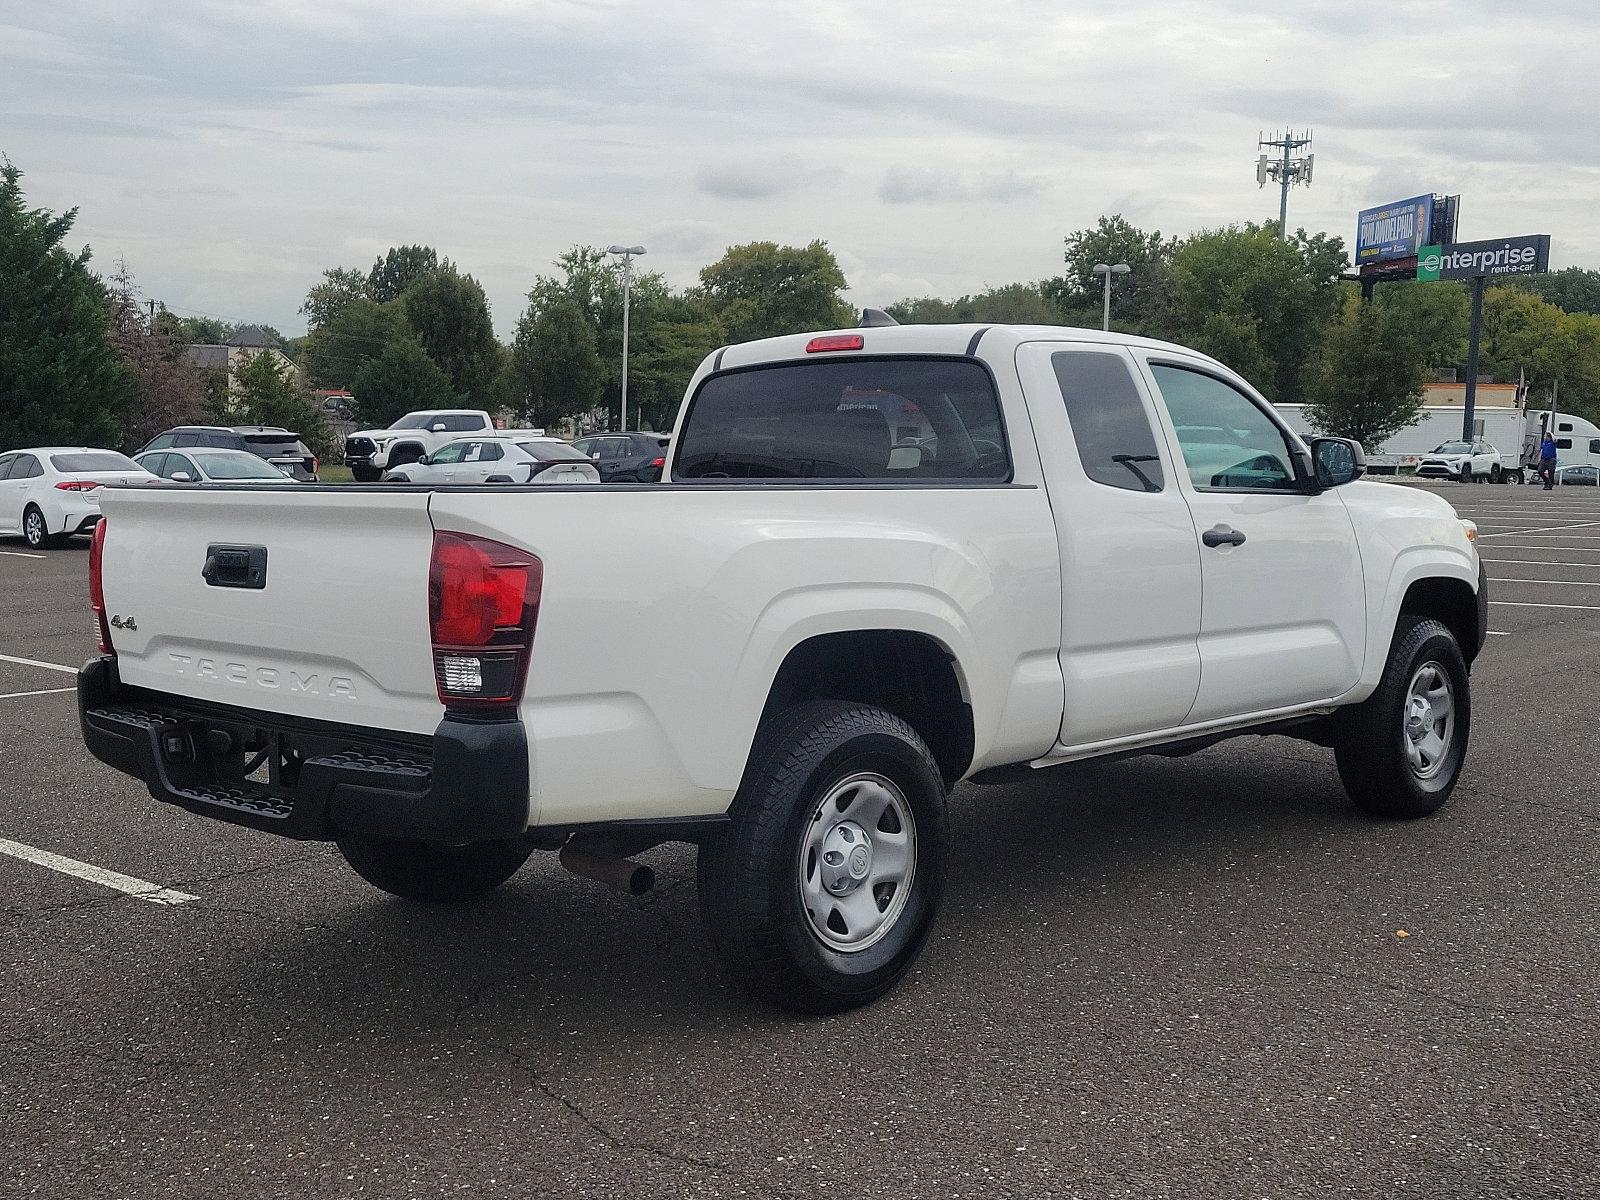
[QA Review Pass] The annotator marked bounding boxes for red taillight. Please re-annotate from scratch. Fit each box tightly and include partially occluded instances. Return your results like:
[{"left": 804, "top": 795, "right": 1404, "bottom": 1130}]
[
  {"left": 56, "top": 480, "right": 102, "bottom": 491},
  {"left": 806, "top": 334, "right": 864, "bottom": 353},
  {"left": 89, "top": 520, "right": 113, "bottom": 655},
  {"left": 429, "top": 531, "right": 542, "bottom": 708},
  {"left": 311, "top": 457, "right": 320, "bottom": 475},
  {"left": 648, "top": 456, "right": 664, "bottom": 469}
]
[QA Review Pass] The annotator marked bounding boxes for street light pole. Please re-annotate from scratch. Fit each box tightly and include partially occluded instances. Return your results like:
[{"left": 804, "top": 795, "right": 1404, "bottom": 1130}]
[
  {"left": 1091, "top": 263, "right": 1131, "bottom": 332},
  {"left": 605, "top": 244, "right": 647, "bottom": 431}
]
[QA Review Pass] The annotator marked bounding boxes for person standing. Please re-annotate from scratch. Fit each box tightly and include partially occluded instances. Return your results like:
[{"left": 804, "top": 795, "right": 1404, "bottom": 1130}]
[{"left": 1539, "top": 431, "right": 1559, "bottom": 490}]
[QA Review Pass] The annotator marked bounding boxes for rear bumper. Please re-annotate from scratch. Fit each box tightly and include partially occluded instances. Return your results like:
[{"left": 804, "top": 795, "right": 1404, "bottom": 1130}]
[{"left": 78, "top": 656, "right": 528, "bottom": 844}]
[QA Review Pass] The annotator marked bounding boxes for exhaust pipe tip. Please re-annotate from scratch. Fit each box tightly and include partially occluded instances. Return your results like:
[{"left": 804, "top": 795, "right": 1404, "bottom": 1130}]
[{"left": 559, "top": 842, "right": 656, "bottom": 895}]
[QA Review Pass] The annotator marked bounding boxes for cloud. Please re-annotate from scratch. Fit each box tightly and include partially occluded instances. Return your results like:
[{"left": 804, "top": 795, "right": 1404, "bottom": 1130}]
[
  {"left": 878, "top": 168, "right": 1045, "bottom": 205},
  {"left": 2, "top": 0, "right": 1594, "bottom": 335}
]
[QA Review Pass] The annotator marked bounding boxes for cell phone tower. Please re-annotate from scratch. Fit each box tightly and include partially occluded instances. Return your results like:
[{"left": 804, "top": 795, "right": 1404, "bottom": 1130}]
[{"left": 1256, "top": 130, "right": 1314, "bottom": 239}]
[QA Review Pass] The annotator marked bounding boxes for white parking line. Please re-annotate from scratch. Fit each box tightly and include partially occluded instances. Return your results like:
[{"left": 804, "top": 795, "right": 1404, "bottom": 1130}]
[
  {"left": 1478, "top": 521, "right": 1600, "bottom": 539},
  {"left": 1491, "top": 600, "right": 1600, "bottom": 611},
  {"left": 0, "top": 838, "right": 198, "bottom": 905},
  {"left": 0, "top": 550, "right": 47, "bottom": 559},
  {"left": 0, "top": 686, "right": 75, "bottom": 700},
  {"left": 1492, "top": 577, "right": 1600, "bottom": 587},
  {"left": 0, "top": 652, "right": 76, "bottom": 675}
]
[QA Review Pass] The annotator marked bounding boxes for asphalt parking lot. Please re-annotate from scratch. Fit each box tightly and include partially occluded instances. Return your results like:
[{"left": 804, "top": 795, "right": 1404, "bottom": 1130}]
[{"left": 2, "top": 481, "right": 1597, "bottom": 1199}]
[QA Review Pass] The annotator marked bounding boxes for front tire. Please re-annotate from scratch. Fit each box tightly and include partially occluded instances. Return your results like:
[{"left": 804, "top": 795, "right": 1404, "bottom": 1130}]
[
  {"left": 1460, "top": 463, "right": 1473, "bottom": 484},
  {"left": 335, "top": 833, "right": 532, "bottom": 902},
  {"left": 1490, "top": 464, "right": 1502, "bottom": 484},
  {"left": 1334, "top": 616, "right": 1470, "bottom": 819},
  {"left": 697, "top": 700, "right": 950, "bottom": 1014}
]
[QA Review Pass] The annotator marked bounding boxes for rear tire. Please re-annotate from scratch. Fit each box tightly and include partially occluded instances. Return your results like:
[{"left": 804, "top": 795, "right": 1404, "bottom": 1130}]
[
  {"left": 22, "top": 505, "right": 56, "bottom": 550},
  {"left": 697, "top": 700, "right": 950, "bottom": 1014},
  {"left": 1334, "top": 616, "right": 1470, "bottom": 819},
  {"left": 335, "top": 833, "right": 532, "bottom": 902}
]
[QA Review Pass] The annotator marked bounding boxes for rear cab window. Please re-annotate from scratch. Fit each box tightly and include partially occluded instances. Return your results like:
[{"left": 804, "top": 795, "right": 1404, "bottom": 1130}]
[{"left": 673, "top": 357, "right": 1010, "bottom": 482}]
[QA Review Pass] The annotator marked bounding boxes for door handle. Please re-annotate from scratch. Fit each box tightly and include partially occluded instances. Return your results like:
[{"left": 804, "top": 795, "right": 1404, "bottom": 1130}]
[{"left": 1202, "top": 526, "right": 1247, "bottom": 548}]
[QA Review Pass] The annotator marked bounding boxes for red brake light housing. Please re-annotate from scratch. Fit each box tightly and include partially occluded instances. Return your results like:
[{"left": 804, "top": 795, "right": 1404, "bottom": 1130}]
[
  {"left": 56, "top": 480, "right": 102, "bottom": 491},
  {"left": 806, "top": 334, "right": 864, "bottom": 353},
  {"left": 429, "top": 531, "right": 542, "bottom": 709},
  {"left": 89, "top": 519, "right": 112, "bottom": 655},
  {"left": 648, "top": 456, "right": 665, "bottom": 469}
]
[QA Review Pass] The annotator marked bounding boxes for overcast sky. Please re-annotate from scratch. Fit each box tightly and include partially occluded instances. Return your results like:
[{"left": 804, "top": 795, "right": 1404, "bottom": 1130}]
[{"left": 5, "top": 0, "right": 1596, "bottom": 338}]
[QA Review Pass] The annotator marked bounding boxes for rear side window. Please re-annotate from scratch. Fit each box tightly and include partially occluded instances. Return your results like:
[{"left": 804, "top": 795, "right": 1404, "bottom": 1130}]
[
  {"left": 0, "top": 455, "right": 15, "bottom": 480},
  {"left": 144, "top": 434, "right": 175, "bottom": 451},
  {"left": 16, "top": 454, "right": 43, "bottom": 479},
  {"left": 675, "top": 357, "right": 1009, "bottom": 482},
  {"left": 442, "top": 414, "right": 485, "bottom": 432},
  {"left": 50, "top": 452, "right": 140, "bottom": 472},
  {"left": 1557, "top": 438, "right": 1573, "bottom": 450},
  {"left": 1051, "top": 351, "right": 1164, "bottom": 493}
]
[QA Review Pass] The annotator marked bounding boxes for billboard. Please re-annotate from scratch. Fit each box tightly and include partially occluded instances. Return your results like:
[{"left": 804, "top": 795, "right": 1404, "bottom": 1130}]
[
  {"left": 1417, "top": 235, "right": 1551, "bottom": 281},
  {"left": 1356, "top": 195, "right": 1434, "bottom": 264}
]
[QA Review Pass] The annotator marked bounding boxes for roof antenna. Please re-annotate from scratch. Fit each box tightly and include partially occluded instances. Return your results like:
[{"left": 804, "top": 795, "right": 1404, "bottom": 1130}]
[{"left": 859, "top": 307, "right": 899, "bottom": 328}]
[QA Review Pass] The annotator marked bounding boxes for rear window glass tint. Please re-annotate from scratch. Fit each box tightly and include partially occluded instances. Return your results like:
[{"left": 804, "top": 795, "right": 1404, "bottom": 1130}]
[
  {"left": 675, "top": 358, "right": 1008, "bottom": 482},
  {"left": 519, "top": 442, "right": 588, "bottom": 462},
  {"left": 50, "top": 452, "right": 140, "bottom": 472},
  {"left": 241, "top": 435, "right": 304, "bottom": 454},
  {"left": 1051, "top": 351, "right": 1164, "bottom": 492}
]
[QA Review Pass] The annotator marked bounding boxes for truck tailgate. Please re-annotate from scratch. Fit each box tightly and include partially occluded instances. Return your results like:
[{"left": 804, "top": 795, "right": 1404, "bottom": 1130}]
[{"left": 97, "top": 486, "right": 443, "bottom": 735}]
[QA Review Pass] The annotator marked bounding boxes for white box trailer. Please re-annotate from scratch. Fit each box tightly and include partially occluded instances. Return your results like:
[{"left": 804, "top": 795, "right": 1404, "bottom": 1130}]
[{"left": 1275, "top": 403, "right": 1532, "bottom": 480}]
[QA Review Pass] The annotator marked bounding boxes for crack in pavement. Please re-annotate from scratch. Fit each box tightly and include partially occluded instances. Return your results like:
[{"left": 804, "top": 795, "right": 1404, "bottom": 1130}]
[
  {"left": 1262, "top": 960, "right": 1575, "bottom": 1020},
  {"left": 499, "top": 1041, "right": 790, "bottom": 1200}
]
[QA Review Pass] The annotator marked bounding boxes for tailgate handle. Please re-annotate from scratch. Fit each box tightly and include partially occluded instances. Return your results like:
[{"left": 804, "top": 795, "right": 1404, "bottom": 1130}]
[{"left": 202, "top": 544, "right": 268, "bottom": 590}]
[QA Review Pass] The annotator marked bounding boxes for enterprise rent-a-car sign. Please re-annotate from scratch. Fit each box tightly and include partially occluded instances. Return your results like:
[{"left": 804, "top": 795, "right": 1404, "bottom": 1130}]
[
  {"left": 1356, "top": 195, "right": 1433, "bottom": 264},
  {"left": 1417, "top": 235, "right": 1551, "bottom": 281}
]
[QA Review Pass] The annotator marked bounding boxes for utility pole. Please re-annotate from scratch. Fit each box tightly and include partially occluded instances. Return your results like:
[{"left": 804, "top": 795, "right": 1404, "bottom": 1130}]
[
  {"left": 1462, "top": 276, "right": 1485, "bottom": 442},
  {"left": 603, "top": 245, "right": 647, "bottom": 432},
  {"left": 1256, "top": 130, "right": 1314, "bottom": 239}
]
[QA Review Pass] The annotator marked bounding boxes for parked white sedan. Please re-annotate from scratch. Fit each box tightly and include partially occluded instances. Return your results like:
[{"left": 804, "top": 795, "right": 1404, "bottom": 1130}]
[
  {"left": 382, "top": 436, "right": 601, "bottom": 485},
  {"left": 0, "top": 447, "right": 156, "bottom": 549},
  {"left": 135, "top": 447, "right": 300, "bottom": 485}
]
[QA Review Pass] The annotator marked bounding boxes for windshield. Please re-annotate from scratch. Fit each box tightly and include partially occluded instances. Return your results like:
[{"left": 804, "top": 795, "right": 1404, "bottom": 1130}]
[
  {"left": 517, "top": 441, "right": 589, "bottom": 462},
  {"left": 50, "top": 452, "right": 142, "bottom": 472},
  {"left": 194, "top": 452, "right": 289, "bottom": 480},
  {"left": 1433, "top": 442, "right": 1472, "bottom": 454},
  {"left": 388, "top": 413, "right": 435, "bottom": 430}
]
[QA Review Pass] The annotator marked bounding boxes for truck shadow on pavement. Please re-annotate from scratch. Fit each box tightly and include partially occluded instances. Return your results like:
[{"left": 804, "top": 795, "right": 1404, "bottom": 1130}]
[{"left": 188, "top": 736, "right": 1381, "bottom": 1036}]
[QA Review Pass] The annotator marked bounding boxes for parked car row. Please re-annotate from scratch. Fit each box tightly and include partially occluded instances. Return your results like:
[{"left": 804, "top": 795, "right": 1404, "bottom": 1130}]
[{"left": 0, "top": 448, "right": 156, "bottom": 548}]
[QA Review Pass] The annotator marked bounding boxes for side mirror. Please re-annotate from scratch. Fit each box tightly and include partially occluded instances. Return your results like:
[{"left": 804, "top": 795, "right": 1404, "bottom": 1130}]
[
  {"left": 431, "top": 422, "right": 447, "bottom": 432},
  {"left": 416, "top": 455, "right": 431, "bottom": 466},
  {"left": 171, "top": 471, "right": 193, "bottom": 482},
  {"left": 1309, "top": 437, "right": 1366, "bottom": 488}
]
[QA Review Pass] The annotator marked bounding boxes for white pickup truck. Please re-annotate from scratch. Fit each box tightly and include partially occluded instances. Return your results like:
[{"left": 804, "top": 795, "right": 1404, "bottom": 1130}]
[
  {"left": 81, "top": 323, "right": 1486, "bottom": 1013},
  {"left": 343, "top": 409, "right": 499, "bottom": 482}
]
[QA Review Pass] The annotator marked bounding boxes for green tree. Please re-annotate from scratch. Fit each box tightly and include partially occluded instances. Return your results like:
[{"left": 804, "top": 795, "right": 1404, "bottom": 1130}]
[
  {"left": 1511, "top": 267, "right": 1600, "bottom": 317},
  {"left": 181, "top": 315, "right": 234, "bottom": 344},
  {"left": 888, "top": 283, "right": 1068, "bottom": 326},
  {"left": 0, "top": 159, "right": 134, "bottom": 449},
  {"left": 367, "top": 244, "right": 439, "bottom": 304},
  {"left": 1371, "top": 279, "right": 1469, "bottom": 371},
  {"left": 628, "top": 294, "right": 724, "bottom": 431},
  {"left": 1044, "top": 214, "right": 1174, "bottom": 330},
  {"left": 1170, "top": 224, "right": 1346, "bottom": 399},
  {"left": 510, "top": 296, "right": 604, "bottom": 430},
  {"left": 698, "top": 240, "right": 852, "bottom": 342},
  {"left": 232, "top": 352, "right": 328, "bottom": 450},
  {"left": 300, "top": 298, "right": 409, "bottom": 390},
  {"left": 402, "top": 264, "right": 500, "bottom": 404},
  {"left": 299, "top": 266, "right": 368, "bottom": 329},
  {"left": 352, "top": 337, "right": 454, "bottom": 428},
  {"left": 1302, "top": 295, "right": 1427, "bottom": 451},
  {"left": 103, "top": 263, "right": 210, "bottom": 449}
]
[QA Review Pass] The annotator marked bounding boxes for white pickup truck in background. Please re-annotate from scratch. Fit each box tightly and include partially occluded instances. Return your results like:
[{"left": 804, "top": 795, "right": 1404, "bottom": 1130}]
[
  {"left": 81, "top": 323, "right": 1486, "bottom": 1013},
  {"left": 342, "top": 409, "right": 501, "bottom": 482}
]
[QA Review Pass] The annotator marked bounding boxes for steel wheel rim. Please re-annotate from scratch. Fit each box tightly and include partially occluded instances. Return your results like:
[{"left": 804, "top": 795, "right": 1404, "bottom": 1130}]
[
  {"left": 797, "top": 772, "right": 917, "bottom": 953},
  {"left": 24, "top": 511, "right": 43, "bottom": 545},
  {"left": 1403, "top": 661, "right": 1455, "bottom": 781}
]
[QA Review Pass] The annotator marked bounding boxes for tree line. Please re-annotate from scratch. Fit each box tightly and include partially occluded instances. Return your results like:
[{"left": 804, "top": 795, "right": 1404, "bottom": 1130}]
[{"left": 8, "top": 152, "right": 1600, "bottom": 460}]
